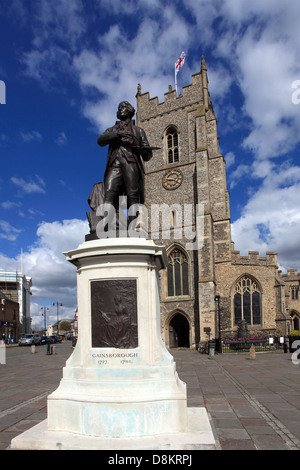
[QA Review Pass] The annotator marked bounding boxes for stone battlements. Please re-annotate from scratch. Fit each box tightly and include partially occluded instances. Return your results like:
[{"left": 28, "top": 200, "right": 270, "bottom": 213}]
[
  {"left": 137, "top": 71, "right": 204, "bottom": 122},
  {"left": 231, "top": 250, "right": 278, "bottom": 267},
  {"left": 279, "top": 268, "right": 300, "bottom": 281}
]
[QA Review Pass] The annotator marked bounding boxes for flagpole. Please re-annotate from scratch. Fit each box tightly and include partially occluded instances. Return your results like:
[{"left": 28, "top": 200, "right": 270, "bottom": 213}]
[{"left": 175, "top": 62, "right": 177, "bottom": 94}]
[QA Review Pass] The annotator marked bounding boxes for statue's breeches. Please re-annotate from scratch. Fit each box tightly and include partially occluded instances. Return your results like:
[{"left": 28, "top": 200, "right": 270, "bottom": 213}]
[{"left": 104, "top": 156, "right": 139, "bottom": 208}]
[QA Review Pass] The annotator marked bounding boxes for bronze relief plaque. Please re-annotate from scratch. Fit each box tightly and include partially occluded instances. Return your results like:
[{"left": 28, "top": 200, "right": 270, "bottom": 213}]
[{"left": 91, "top": 279, "right": 138, "bottom": 349}]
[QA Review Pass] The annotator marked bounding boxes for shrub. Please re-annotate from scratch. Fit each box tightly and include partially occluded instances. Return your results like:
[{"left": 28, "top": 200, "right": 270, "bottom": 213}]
[{"left": 290, "top": 330, "right": 300, "bottom": 336}]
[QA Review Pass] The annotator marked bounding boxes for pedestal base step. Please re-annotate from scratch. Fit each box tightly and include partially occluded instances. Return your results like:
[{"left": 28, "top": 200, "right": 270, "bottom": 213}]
[{"left": 11, "top": 407, "right": 216, "bottom": 450}]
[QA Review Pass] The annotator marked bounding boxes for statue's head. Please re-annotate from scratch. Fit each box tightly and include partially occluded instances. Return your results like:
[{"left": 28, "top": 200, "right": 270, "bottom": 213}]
[{"left": 117, "top": 101, "right": 135, "bottom": 120}]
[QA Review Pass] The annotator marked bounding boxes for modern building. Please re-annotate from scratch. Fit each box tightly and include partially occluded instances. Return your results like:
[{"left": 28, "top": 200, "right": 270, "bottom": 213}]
[
  {"left": 0, "top": 290, "right": 20, "bottom": 343},
  {"left": 136, "top": 56, "right": 300, "bottom": 349},
  {"left": 0, "top": 272, "right": 32, "bottom": 336},
  {"left": 47, "top": 318, "right": 73, "bottom": 337}
]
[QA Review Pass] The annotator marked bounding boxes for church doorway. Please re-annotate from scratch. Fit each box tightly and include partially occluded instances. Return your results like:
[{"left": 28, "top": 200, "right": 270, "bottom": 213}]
[{"left": 169, "top": 313, "right": 190, "bottom": 348}]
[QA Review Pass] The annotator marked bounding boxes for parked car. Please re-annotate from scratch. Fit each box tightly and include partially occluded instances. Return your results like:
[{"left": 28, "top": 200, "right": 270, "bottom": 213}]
[
  {"left": 40, "top": 335, "right": 54, "bottom": 345},
  {"left": 18, "top": 334, "right": 41, "bottom": 346},
  {"left": 50, "top": 335, "right": 62, "bottom": 343}
]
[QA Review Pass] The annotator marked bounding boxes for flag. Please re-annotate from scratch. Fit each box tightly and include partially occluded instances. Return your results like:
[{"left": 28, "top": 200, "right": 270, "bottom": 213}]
[{"left": 175, "top": 51, "right": 186, "bottom": 74}]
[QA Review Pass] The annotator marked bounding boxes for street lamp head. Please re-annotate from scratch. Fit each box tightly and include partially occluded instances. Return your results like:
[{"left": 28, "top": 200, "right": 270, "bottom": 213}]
[{"left": 215, "top": 295, "right": 220, "bottom": 302}]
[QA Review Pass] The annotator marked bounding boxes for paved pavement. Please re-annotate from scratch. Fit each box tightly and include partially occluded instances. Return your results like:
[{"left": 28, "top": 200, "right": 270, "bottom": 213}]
[
  {"left": 173, "top": 348, "right": 300, "bottom": 450},
  {"left": 1, "top": 342, "right": 300, "bottom": 450}
]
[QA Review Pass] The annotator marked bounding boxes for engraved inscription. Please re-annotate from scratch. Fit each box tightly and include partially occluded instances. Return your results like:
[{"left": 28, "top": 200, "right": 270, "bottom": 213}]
[
  {"left": 91, "top": 352, "right": 139, "bottom": 366},
  {"left": 91, "top": 279, "right": 138, "bottom": 348}
]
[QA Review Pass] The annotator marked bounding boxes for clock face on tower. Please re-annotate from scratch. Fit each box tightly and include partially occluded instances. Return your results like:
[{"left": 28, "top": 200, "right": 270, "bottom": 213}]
[{"left": 162, "top": 169, "right": 183, "bottom": 190}]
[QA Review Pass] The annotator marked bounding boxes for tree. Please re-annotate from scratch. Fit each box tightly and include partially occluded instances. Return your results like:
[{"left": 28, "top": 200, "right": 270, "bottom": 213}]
[{"left": 59, "top": 321, "right": 71, "bottom": 333}]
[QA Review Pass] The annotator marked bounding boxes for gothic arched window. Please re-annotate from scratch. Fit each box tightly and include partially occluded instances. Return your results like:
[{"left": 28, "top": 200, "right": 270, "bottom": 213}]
[
  {"left": 233, "top": 275, "right": 261, "bottom": 326},
  {"left": 291, "top": 286, "right": 299, "bottom": 300},
  {"left": 166, "top": 127, "right": 179, "bottom": 164},
  {"left": 290, "top": 311, "right": 300, "bottom": 330},
  {"left": 167, "top": 248, "right": 189, "bottom": 297}
]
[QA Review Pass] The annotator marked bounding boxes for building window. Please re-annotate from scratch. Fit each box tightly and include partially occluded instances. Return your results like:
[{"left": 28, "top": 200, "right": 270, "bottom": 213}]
[
  {"left": 233, "top": 275, "right": 261, "bottom": 326},
  {"left": 290, "top": 311, "right": 300, "bottom": 330},
  {"left": 167, "top": 248, "right": 189, "bottom": 297},
  {"left": 166, "top": 127, "right": 179, "bottom": 164},
  {"left": 291, "top": 287, "right": 299, "bottom": 300}
]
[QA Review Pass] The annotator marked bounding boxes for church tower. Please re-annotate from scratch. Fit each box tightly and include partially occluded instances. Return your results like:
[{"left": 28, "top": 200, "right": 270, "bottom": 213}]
[{"left": 136, "top": 56, "right": 232, "bottom": 348}]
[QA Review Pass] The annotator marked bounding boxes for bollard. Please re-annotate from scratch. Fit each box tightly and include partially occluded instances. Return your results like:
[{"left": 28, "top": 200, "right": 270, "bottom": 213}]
[
  {"left": 209, "top": 341, "right": 215, "bottom": 358},
  {"left": 249, "top": 344, "right": 256, "bottom": 360},
  {"left": 0, "top": 342, "right": 6, "bottom": 364},
  {"left": 31, "top": 344, "right": 36, "bottom": 354}
]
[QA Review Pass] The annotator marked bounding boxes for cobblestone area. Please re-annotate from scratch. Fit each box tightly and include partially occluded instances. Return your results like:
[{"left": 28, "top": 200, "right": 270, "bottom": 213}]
[
  {"left": 173, "top": 349, "right": 300, "bottom": 450},
  {"left": 1, "top": 344, "right": 300, "bottom": 450}
]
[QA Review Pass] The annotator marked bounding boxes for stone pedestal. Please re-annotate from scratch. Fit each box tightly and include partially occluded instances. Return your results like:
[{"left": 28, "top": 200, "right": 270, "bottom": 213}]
[
  {"left": 49, "top": 238, "right": 187, "bottom": 437},
  {"left": 11, "top": 238, "right": 215, "bottom": 449}
]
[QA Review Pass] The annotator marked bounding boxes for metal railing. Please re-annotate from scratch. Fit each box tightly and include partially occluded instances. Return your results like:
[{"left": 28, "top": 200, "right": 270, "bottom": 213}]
[{"left": 222, "top": 337, "right": 284, "bottom": 353}]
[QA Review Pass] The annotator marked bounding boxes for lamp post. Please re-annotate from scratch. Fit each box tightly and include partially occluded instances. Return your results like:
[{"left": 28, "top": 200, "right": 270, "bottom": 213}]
[
  {"left": 41, "top": 306, "right": 49, "bottom": 333},
  {"left": 215, "top": 295, "right": 222, "bottom": 353},
  {"left": 53, "top": 302, "right": 62, "bottom": 335}
]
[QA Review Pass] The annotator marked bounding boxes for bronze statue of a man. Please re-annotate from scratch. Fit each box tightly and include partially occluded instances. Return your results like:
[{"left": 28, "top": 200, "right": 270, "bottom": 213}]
[{"left": 97, "top": 101, "right": 152, "bottom": 231}]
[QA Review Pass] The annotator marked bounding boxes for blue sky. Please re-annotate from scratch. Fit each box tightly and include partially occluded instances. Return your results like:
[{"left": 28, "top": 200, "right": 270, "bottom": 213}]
[{"left": 1, "top": 0, "right": 300, "bottom": 327}]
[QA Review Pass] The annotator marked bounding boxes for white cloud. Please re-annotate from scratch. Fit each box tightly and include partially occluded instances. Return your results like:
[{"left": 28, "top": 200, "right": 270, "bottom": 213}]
[
  {"left": 99, "top": 0, "right": 162, "bottom": 15},
  {"left": 17, "top": 1, "right": 300, "bottom": 159},
  {"left": 0, "top": 220, "right": 22, "bottom": 241},
  {"left": 206, "top": 63, "right": 234, "bottom": 102},
  {"left": 28, "top": 208, "right": 45, "bottom": 217},
  {"left": 20, "top": 130, "right": 43, "bottom": 143},
  {"left": 236, "top": 36, "right": 300, "bottom": 159},
  {"left": 172, "top": 1, "right": 300, "bottom": 162},
  {"left": 231, "top": 161, "right": 300, "bottom": 271},
  {"left": 1, "top": 200, "right": 22, "bottom": 210},
  {"left": 73, "top": 12, "right": 191, "bottom": 130},
  {"left": 35, "top": 0, "right": 86, "bottom": 49},
  {"left": 215, "top": 1, "right": 300, "bottom": 160},
  {"left": 11, "top": 175, "right": 46, "bottom": 194},
  {"left": 0, "top": 218, "right": 88, "bottom": 327},
  {"left": 229, "top": 164, "right": 250, "bottom": 189},
  {"left": 22, "top": 46, "right": 72, "bottom": 85},
  {"left": 35, "top": 219, "right": 87, "bottom": 254},
  {"left": 55, "top": 131, "right": 68, "bottom": 146},
  {"left": 20, "top": 1, "right": 192, "bottom": 131},
  {"left": 224, "top": 151, "right": 235, "bottom": 169}
]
